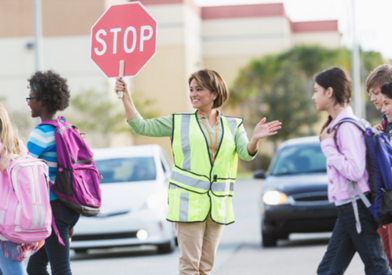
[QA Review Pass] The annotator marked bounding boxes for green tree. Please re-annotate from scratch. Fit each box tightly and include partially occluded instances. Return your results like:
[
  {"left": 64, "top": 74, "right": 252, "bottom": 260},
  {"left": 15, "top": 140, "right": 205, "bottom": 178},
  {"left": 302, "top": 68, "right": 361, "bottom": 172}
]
[
  {"left": 69, "top": 89, "right": 158, "bottom": 147},
  {"left": 359, "top": 50, "right": 385, "bottom": 125},
  {"left": 1, "top": 96, "right": 32, "bottom": 140},
  {"left": 231, "top": 45, "right": 386, "bottom": 143},
  {"left": 278, "top": 45, "right": 340, "bottom": 133},
  {"left": 230, "top": 45, "right": 385, "bottom": 172}
]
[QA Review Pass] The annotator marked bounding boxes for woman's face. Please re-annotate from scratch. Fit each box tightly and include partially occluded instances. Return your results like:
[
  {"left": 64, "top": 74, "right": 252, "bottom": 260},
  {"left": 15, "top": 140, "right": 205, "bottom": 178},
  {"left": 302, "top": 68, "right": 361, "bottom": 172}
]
[
  {"left": 189, "top": 79, "right": 216, "bottom": 110},
  {"left": 312, "top": 82, "right": 330, "bottom": 111},
  {"left": 27, "top": 89, "right": 41, "bottom": 118},
  {"left": 382, "top": 95, "right": 392, "bottom": 123}
]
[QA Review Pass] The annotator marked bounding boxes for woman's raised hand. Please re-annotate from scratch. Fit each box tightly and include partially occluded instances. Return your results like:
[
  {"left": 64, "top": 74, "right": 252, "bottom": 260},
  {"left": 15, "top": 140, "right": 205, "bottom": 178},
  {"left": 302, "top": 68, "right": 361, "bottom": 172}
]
[
  {"left": 114, "top": 77, "right": 138, "bottom": 121},
  {"left": 115, "top": 78, "right": 129, "bottom": 99},
  {"left": 252, "top": 118, "right": 282, "bottom": 141}
]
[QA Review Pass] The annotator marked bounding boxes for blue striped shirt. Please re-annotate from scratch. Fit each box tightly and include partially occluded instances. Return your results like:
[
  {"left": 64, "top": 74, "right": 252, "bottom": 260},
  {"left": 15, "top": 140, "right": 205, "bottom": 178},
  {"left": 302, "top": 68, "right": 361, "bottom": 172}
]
[{"left": 27, "top": 125, "right": 58, "bottom": 200}]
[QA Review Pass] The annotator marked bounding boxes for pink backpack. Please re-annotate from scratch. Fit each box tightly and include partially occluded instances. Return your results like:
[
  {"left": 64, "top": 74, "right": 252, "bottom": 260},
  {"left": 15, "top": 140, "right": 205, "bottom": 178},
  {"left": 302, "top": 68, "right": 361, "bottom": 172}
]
[{"left": 0, "top": 143, "right": 52, "bottom": 244}]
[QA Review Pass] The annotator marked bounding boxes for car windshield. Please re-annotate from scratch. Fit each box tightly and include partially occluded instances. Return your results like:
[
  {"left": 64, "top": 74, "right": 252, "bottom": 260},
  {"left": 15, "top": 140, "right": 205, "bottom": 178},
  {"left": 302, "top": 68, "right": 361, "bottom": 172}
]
[
  {"left": 95, "top": 157, "right": 156, "bottom": 183},
  {"left": 270, "top": 143, "right": 326, "bottom": 176}
]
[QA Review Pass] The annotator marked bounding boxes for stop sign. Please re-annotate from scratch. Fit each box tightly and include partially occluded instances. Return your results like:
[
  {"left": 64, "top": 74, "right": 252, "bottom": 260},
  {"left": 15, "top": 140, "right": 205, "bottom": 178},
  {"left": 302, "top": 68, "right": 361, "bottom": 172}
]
[{"left": 91, "top": 2, "right": 157, "bottom": 78}]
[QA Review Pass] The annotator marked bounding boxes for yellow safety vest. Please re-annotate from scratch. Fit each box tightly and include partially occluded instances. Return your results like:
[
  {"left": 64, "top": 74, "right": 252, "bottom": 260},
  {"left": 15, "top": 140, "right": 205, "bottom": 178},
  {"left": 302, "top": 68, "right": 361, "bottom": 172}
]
[{"left": 166, "top": 111, "right": 242, "bottom": 225}]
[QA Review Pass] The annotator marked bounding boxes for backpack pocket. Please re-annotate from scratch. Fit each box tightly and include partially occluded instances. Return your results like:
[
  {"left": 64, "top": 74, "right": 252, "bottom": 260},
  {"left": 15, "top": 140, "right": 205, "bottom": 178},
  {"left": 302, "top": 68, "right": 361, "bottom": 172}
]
[
  {"left": 0, "top": 179, "right": 12, "bottom": 227},
  {"left": 12, "top": 162, "right": 51, "bottom": 233},
  {"left": 53, "top": 164, "right": 73, "bottom": 197},
  {"left": 72, "top": 165, "right": 101, "bottom": 208},
  {"left": 380, "top": 189, "right": 392, "bottom": 215}
]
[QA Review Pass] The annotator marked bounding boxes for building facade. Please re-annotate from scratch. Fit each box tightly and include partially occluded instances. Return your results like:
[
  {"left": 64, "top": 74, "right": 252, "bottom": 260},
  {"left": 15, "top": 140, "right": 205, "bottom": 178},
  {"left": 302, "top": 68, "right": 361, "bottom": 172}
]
[{"left": 0, "top": 0, "right": 341, "bottom": 155}]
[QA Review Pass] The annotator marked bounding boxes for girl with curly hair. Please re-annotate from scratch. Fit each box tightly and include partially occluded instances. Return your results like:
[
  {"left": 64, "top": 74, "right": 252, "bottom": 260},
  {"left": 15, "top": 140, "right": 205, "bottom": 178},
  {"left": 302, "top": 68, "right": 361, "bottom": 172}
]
[{"left": 25, "top": 70, "right": 80, "bottom": 275}]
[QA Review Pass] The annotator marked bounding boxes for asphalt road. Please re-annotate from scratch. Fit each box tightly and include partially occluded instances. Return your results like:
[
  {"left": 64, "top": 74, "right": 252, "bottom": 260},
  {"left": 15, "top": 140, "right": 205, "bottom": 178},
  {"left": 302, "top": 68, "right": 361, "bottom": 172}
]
[{"left": 69, "top": 179, "right": 364, "bottom": 275}]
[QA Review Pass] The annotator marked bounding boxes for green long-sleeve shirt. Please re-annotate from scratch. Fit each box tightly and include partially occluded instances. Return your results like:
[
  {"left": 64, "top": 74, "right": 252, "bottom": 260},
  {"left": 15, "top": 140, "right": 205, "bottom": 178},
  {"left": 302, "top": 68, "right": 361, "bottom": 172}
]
[{"left": 127, "top": 111, "right": 257, "bottom": 162}]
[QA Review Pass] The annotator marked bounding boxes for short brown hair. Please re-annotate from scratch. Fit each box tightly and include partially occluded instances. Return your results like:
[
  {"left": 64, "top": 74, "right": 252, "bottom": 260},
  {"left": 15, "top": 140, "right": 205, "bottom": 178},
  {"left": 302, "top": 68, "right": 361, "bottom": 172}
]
[
  {"left": 366, "top": 64, "right": 392, "bottom": 92},
  {"left": 188, "top": 69, "right": 228, "bottom": 109}
]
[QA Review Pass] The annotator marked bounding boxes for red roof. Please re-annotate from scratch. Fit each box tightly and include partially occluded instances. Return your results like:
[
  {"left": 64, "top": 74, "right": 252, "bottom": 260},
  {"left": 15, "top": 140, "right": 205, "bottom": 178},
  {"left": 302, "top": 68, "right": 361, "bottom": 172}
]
[
  {"left": 135, "top": 0, "right": 200, "bottom": 16},
  {"left": 136, "top": 1, "right": 339, "bottom": 34},
  {"left": 201, "top": 3, "right": 286, "bottom": 20},
  {"left": 135, "top": 0, "right": 183, "bottom": 4},
  {"left": 292, "top": 20, "right": 339, "bottom": 33}
]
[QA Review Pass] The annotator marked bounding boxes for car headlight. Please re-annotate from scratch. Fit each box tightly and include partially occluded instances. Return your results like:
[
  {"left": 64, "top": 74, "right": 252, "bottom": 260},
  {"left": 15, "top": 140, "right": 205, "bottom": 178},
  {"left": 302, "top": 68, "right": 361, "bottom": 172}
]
[
  {"left": 146, "top": 193, "right": 167, "bottom": 209},
  {"left": 263, "top": 191, "right": 288, "bottom": 205},
  {"left": 136, "top": 229, "right": 148, "bottom": 240}
]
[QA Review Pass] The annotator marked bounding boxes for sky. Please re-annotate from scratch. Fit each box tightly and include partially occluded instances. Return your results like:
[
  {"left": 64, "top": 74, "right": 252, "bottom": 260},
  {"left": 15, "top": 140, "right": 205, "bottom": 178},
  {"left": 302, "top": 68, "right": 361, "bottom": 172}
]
[{"left": 193, "top": 0, "right": 392, "bottom": 60}]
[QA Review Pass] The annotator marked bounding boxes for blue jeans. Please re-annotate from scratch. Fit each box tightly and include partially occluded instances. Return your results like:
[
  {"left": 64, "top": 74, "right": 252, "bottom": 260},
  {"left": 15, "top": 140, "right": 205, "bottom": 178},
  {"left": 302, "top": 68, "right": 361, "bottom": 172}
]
[
  {"left": 317, "top": 199, "right": 392, "bottom": 275},
  {"left": 0, "top": 241, "right": 25, "bottom": 275},
  {"left": 27, "top": 201, "right": 80, "bottom": 275}
]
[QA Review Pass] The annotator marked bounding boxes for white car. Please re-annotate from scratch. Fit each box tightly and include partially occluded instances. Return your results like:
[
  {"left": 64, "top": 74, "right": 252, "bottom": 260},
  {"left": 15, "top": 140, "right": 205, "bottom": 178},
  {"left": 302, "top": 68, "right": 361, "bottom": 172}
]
[{"left": 70, "top": 145, "right": 176, "bottom": 254}]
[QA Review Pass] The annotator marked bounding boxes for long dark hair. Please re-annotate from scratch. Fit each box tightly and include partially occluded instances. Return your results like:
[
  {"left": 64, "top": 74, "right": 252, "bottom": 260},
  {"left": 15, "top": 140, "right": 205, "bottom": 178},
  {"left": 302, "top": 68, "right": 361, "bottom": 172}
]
[{"left": 315, "top": 67, "right": 352, "bottom": 133}]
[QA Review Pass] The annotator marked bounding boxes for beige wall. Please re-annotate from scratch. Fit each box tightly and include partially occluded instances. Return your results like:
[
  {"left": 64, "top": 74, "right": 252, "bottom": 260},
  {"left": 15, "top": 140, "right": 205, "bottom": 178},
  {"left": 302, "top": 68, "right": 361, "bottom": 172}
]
[
  {"left": 293, "top": 32, "right": 342, "bottom": 48},
  {"left": 0, "top": 0, "right": 105, "bottom": 37},
  {"left": 0, "top": 36, "right": 108, "bottom": 111},
  {"left": 202, "top": 16, "right": 293, "bottom": 87},
  {"left": 0, "top": 0, "right": 34, "bottom": 37},
  {"left": 0, "top": 0, "right": 342, "bottom": 155},
  {"left": 203, "top": 17, "right": 291, "bottom": 57}
]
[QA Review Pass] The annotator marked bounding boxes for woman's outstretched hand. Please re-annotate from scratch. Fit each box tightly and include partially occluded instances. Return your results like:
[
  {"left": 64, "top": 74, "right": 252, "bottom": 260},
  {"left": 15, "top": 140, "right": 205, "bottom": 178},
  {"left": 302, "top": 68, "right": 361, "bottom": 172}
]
[
  {"left": 247, "top": 118, "right": 282, "bottom": 156},
  {"left": 252, "top": 118, "right": 282, "bottom": 141}
]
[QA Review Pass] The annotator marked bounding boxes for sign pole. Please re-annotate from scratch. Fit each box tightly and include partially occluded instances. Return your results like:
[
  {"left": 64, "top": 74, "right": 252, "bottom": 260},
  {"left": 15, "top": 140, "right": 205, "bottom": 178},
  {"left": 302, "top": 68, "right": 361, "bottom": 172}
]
[{"left": 118, "top": 60, "right": 124, "bottom": 99}]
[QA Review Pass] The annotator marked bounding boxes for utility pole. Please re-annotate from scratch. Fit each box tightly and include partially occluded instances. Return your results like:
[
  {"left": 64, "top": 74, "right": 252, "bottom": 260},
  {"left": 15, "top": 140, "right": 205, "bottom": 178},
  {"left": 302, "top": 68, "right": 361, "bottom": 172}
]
[
  {"left": 351, "top": 0, "right": 363, "bottom": 118},
  {"left": 34, "top": 0, "right": 43, "bottom": 124},
  {"left": 34, "top": 0, "right": 43, "bottom": 71}
]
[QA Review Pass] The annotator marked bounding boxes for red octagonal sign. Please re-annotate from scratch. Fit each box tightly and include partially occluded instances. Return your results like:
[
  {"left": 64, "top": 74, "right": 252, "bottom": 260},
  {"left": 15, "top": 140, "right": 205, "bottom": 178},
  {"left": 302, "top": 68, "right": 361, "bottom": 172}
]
[{"left": 91, "top": 2, "right": 157, "bottom": 78}]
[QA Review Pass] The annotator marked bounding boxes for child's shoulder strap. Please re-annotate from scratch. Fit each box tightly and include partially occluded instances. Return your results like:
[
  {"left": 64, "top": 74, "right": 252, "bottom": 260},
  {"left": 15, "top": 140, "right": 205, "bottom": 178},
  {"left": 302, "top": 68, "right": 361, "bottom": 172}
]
[{"left": 330, "top": 117, "right": 366, "bottom": 133}]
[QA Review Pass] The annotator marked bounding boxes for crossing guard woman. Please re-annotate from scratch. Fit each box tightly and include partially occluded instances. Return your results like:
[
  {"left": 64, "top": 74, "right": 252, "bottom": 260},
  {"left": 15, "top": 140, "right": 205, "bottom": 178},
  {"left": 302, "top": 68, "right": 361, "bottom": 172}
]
[{"left": 115, "top": 69, "right": 281, "bottom": 275}]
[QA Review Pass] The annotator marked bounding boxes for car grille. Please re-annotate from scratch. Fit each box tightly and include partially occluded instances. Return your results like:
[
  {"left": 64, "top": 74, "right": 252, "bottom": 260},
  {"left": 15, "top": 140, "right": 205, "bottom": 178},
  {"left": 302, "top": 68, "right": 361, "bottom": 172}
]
[
  {"left": 72, "top": 232, "right": 138, "bottom": 241},
  {"left": 288, "top": 191, "right": 329, "bottom": 205}
]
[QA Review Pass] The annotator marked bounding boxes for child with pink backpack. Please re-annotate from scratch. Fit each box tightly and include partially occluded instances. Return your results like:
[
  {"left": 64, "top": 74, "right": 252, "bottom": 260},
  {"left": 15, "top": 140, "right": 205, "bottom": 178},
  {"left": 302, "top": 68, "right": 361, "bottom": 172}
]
[{"left": 0, "top": 102, "right": 48, "bottom": 275}]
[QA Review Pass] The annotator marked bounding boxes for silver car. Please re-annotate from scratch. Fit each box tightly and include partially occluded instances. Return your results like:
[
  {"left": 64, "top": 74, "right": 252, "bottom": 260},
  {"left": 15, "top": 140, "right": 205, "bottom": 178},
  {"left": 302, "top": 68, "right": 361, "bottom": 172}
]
[{"left": 71, "top": 145, "right": 176, "bottom": 254}]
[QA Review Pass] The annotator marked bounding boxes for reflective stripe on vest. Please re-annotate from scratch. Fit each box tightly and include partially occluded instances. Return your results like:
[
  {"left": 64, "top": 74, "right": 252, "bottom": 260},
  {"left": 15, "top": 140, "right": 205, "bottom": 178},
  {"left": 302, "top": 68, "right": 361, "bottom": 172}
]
[
  {"left": 211, "top": 181, "right": 234, "bottom": 193},
  {"left": 181, "top": 115, "right": 191, "bottom": 170},
  {"left": 171, "top": 172, "right": 234, "bottom": 193},
  {"left": 179, "top": 193, "right": 189, "bottom": 222},
  {"left": 225, "top": 117, "right": 237, "bottom": 138},
  {"left": 171, "top": 171, "right": 210, "bottom": 191}
]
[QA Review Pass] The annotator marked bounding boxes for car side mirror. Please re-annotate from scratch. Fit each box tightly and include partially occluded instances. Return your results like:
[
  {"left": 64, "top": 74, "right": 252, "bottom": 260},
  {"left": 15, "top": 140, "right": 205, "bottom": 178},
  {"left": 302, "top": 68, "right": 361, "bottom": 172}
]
[{"left": 253, "top": 170, "right": 266, "bottom": 179}]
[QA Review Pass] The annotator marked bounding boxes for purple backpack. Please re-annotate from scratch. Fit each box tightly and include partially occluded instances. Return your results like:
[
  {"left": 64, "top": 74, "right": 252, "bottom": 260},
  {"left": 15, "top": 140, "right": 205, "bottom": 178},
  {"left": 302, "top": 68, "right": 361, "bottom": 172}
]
[{"left": 40, "top": 116, "right": 101, "bottom": 217}]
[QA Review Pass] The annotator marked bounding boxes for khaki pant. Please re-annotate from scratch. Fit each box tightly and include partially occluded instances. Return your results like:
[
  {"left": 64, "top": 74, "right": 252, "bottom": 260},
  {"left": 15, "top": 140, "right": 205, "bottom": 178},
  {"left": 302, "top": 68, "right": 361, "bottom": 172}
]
[{"left": 175, "top": 215, "right": 224, "bottom": 275}]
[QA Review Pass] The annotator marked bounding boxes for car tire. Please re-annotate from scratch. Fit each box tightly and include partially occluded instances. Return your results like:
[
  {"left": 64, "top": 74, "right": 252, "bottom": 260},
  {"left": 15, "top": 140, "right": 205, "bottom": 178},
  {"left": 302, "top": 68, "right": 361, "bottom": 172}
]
[
  {"left": 73, "top": 248, "right": 88, "bottom": 254},
  {"left": 157, "top": 238, "right": 176, "bottom": 254},
  {"left": 262, "top": 231, "right": 277, "bottom": 247}
]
